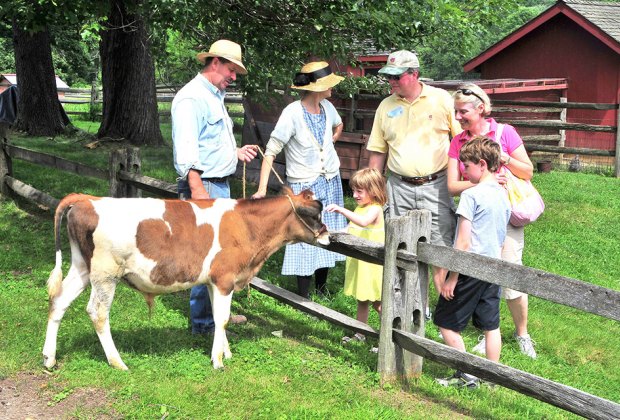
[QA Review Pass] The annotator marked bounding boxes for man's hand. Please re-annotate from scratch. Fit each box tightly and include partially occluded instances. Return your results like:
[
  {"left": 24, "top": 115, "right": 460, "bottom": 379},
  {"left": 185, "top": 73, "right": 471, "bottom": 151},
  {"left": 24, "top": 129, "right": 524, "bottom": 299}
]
[{"left": 237, "top": 144, "right": 259, "bottom": 163}]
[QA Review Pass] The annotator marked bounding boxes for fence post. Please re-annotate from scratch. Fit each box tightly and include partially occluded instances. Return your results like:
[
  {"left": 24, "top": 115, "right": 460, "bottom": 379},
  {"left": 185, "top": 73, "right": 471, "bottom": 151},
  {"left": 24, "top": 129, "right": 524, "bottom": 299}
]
[
  {"left": 126, "top": 147, "right": 142, "bottom": 198},
  {"left": 615, "top": 102, "right": 620, "bottom": 178},
  {"left": 346, "top": 94, "right": 356, "bottom": 132},
  {"left": 109, "top": 148, "right": 142, "bottom": 198},
  {"left": 0, "top": 129, "right": 12, "bottom": 197},
  {"left": 109, "top": 148, "right": 127, "bottom": 197},
  {"left": 378, "top": 209, "right": 431, "bottom": 389},
  {"left": 559, "top": 97, "right": 567, "bottom": 162}
]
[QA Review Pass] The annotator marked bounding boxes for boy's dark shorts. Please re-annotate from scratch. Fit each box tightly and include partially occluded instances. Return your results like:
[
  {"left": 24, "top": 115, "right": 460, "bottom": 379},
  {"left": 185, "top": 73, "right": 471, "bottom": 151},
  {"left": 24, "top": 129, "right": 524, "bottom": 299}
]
[{"left": 433, "top": 274, "right": 500, "bottom": 332}]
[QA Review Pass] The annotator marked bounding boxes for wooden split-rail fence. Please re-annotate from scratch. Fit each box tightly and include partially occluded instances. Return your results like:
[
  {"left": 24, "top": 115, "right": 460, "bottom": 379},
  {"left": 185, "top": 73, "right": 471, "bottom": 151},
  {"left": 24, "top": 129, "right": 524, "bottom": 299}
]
[{"left": 0, "top": 142, "right": 619, "bottom": 419}]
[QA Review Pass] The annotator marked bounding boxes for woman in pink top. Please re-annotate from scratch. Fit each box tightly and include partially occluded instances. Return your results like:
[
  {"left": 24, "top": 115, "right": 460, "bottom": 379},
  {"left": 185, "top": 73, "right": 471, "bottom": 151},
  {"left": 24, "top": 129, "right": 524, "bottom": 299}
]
[{"left": 447, "top": 83, "right": 538, "bottom": 359}]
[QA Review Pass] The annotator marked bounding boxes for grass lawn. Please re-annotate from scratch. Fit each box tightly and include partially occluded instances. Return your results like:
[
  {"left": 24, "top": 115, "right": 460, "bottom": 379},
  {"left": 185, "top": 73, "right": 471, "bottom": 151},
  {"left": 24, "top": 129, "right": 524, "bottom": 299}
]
[{"left": 0, "top": 119, "right": 619, "bottom": 418}]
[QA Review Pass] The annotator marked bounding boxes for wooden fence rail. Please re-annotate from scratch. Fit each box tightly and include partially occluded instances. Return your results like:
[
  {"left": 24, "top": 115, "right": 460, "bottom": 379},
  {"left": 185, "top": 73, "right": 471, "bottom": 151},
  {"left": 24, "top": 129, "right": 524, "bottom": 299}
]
[{"left": 1, "top": 143, "right": 619, "bottom": 417}]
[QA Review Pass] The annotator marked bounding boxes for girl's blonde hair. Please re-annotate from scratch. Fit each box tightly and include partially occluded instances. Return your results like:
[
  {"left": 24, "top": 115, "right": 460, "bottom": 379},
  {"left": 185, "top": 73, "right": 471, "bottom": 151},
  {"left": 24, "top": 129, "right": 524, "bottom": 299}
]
[
  {"left": 349, "top": 168, "right": 387, "bottom": 205},
  {"left": 453, "top": 83, "right": 492, "bottom": 116}
]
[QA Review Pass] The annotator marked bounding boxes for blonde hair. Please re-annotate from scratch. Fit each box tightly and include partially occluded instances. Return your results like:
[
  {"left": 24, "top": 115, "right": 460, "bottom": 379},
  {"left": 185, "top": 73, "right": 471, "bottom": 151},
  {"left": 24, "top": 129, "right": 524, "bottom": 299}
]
[
  {"left": 453, "top": 83, "right": 492, "bottom": 116},
  {"left": 349, "top": 168, "right": 387, "bottom": 205}
]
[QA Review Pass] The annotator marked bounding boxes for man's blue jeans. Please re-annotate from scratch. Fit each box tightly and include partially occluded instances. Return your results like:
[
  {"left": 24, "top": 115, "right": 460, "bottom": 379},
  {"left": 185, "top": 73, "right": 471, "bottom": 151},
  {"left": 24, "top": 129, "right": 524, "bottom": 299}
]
[{"left": 178, "top": 177, "right": 230, "bottom": 334}]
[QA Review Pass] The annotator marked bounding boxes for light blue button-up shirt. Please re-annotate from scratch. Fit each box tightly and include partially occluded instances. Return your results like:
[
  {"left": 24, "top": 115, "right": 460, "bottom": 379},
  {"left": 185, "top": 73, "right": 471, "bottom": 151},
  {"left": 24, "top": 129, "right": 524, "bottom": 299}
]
[{"left": 171, "top": 74, "right": 237, "bottom": 179}]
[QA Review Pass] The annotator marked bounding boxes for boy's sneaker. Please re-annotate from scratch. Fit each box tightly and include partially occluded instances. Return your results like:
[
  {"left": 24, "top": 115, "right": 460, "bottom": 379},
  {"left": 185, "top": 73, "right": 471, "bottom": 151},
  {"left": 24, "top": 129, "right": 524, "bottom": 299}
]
[
  {"left": 514, "top": 333, "right": 537, "bottom": 359},
  {"left": 471, "top": 335, "right": 486, "bottom": 356},
  {"left": 436, "top": 371, "right": 480, "bottom": 389},
  {"left": 342, "top": 333, "right": 366, "bottom": 344},
  {"left": 425, "top": 307, "right": 432, "bottom": 321}
]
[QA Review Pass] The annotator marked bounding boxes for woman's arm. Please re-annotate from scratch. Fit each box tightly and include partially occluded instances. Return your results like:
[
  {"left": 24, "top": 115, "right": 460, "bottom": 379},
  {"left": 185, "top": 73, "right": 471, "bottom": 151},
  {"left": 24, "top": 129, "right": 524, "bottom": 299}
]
[
  {"left": 447, "top": 157, "right": 475, "bottom": 196},
  {"left": 503, "top": 144, "right": 534, "bottom": 180},
  {"left": 252, "top": 155, "right": 275, "bottom": 199},
  {"left": 332, "top": 123, "right": 343, "bottom": 142}
]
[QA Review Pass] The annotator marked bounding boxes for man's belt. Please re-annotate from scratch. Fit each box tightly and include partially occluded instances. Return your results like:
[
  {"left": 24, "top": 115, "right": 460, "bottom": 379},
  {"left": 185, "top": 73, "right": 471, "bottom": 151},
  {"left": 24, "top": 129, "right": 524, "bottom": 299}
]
[
  {"left": 395, "top": 169, "right": 445, "bottom": 186},
  {"left": 203, "top": 176, "right": 229, "bottom": 183}
]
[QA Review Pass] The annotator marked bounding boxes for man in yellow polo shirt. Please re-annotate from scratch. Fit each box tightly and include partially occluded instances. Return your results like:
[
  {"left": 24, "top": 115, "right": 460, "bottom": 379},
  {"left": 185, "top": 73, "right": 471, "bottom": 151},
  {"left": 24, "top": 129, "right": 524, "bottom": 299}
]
[{"left": 367, "top": 50, "right": 461, "bottom": 306}]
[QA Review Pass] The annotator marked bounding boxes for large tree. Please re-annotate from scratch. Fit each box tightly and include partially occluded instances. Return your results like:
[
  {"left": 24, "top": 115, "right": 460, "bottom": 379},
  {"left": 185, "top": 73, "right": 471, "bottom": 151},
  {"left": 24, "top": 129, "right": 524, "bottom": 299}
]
[
  {"left": 9, "top": 2, "right": 68, "bottom": 136},
  {"left": 97, "top": 0, "right": 163, "bottom": 146}
]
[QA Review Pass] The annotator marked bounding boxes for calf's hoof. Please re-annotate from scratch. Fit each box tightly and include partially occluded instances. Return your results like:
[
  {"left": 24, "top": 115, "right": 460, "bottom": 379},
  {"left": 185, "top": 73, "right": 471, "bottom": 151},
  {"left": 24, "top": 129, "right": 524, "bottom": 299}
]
[
  {"left": 108, "top": 358, "right": 129, "bottom": 371},
  {"left": 43, "top": 355, "right": 56, "bottom": 370},
  {"left": 212, "top": 353, "right": 225, "bottom": 369}
]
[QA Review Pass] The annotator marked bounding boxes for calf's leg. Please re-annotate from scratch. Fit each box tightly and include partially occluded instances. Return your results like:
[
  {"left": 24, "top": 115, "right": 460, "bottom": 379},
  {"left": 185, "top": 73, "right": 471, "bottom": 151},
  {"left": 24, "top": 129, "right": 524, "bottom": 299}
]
[
  {"left": 87, "top": 278, "right": 127, "bottom": 370},
  {"left": 43, "top": 264, "right": 90, "bottom": 369},
  {"left": 208, "top": 282, "right": 233, "bottom": 369}
]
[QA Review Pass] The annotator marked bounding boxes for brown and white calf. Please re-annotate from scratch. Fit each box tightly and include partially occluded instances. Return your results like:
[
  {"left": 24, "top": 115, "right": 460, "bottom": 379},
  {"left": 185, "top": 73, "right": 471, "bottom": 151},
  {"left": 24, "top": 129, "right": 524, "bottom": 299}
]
[{"left": 42, "top": 188, "right": 329, "bottom": 370}]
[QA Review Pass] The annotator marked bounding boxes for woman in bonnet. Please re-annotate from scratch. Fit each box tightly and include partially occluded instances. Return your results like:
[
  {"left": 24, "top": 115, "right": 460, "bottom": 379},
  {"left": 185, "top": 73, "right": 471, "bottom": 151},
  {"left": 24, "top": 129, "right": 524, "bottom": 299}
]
[{"left": 253, "top": 61, "right": 346, "bottom": 298}]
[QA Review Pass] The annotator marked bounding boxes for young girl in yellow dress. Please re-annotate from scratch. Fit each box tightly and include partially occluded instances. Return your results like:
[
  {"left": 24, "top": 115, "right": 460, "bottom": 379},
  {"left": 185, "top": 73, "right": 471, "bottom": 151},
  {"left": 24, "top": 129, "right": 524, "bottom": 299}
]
[{"left": 326, "top": 168, "right": 386, "bottom": 346}]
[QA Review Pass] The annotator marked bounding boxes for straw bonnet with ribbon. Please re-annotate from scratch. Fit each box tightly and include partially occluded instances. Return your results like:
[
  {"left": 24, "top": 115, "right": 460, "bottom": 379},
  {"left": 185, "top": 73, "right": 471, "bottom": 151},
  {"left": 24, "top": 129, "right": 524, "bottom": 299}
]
[
  {"left": 196, "top": 39, "right": 247, "bottom": 75},
  {"left": 291, "top": 61, "right": 344, "bottom": 92}
]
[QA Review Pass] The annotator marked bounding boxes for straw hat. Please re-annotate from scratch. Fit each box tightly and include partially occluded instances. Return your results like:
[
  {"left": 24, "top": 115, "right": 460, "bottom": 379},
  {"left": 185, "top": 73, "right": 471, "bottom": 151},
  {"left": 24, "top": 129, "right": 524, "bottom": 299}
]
[
  {"left": 196, "top": 39, "right": 247, "bottom": 75},
  {"left": 378, "top": 50, "right": 420, "bottom": 76},
  {"left": 291, "top": 62, "right": 344, "bottom": 92}
]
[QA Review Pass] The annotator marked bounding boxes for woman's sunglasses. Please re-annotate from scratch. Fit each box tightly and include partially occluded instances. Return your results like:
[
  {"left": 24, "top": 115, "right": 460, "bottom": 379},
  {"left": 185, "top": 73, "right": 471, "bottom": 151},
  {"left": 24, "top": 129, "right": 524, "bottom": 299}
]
[{"left": 456, "top": 88, "right": 485, "bottom": 103}]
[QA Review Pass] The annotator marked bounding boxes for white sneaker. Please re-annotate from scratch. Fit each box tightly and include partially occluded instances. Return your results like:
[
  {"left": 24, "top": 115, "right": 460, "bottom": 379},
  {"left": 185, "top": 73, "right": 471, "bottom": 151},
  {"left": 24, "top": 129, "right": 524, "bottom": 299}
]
[
  {"left": 425, "top": 307, "right": 432, "bottom": 321},
  {"left": 514, "top": 333, "right": 537, "bottom": 359},
  {"left": 471, "top": 335, "right": 486, "bottom": 356},
  {"left": 436, "top": 371, "right": 480, "bottom": 389}
]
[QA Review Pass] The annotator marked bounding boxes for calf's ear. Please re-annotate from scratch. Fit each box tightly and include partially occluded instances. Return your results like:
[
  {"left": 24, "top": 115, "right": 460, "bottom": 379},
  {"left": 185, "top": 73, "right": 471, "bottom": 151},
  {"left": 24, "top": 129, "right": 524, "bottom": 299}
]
[
  {"left": 279, "top": 186, "right": 294, "bottom": 196},
  {"left": 299, "top": 190, "right": 315, "bottom": 201}
]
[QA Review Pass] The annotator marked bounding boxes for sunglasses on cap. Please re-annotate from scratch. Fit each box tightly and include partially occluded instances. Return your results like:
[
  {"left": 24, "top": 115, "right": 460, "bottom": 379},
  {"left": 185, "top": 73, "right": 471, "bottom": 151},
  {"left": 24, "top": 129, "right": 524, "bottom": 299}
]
[
  {"left": 456, "top": 88, "right": 486, "bottom": 104},
  {"left": 384, "top": 70, "right": 414, "bottom": 81}
]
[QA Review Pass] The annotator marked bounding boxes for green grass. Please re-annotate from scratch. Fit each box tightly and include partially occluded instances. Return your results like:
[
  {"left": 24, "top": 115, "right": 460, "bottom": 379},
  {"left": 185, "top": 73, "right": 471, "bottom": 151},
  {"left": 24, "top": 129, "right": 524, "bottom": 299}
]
[{"left": 1, "top": 119, "right": 619, "bottom": 418}]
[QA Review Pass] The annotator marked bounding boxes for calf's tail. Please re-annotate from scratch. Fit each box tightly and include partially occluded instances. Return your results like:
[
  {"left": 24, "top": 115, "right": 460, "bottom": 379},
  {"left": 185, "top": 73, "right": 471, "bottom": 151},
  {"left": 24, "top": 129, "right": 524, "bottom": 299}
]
[{"left": 47, "top": 193, "right": 90, "bottom": 299}]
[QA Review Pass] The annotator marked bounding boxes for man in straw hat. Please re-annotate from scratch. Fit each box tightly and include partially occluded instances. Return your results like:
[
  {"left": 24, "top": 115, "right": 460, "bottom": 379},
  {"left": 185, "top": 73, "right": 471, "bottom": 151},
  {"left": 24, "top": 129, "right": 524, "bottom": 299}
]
[
  {"left": 172, "top": 39, "right": 258, "bottom": 334},
  {"left": 366, "top": 50, "right": 461, "bottom": 313},
  {"left": 253, "top": 61, "right": 347, "bottom": 298}
]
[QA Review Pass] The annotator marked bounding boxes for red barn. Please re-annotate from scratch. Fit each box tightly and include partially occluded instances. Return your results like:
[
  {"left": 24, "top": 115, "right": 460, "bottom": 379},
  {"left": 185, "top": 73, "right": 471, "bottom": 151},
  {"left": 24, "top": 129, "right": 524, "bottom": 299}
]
[{"left": 463, "top": 0, "right": 620, "bottom": 151}]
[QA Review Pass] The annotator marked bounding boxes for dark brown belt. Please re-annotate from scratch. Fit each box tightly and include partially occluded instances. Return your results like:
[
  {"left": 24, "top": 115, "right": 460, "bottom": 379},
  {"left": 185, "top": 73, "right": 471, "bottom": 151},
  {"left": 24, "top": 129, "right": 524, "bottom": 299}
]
[{"left": 397, "top": 170, "right": 445, "bottom": 186}]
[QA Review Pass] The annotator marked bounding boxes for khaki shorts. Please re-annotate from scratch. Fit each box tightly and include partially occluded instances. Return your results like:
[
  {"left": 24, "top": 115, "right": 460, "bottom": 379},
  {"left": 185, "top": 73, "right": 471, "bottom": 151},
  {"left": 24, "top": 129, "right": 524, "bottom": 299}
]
[{"left": 502, "top": 224, "right": 526, "bottom": 300}]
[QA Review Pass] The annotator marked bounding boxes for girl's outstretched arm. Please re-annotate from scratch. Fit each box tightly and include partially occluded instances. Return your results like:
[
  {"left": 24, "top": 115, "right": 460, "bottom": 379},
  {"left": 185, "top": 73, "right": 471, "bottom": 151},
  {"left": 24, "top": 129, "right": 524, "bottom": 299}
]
[{"left": 325, "top": 204, "right": 381, "bottom": 227}]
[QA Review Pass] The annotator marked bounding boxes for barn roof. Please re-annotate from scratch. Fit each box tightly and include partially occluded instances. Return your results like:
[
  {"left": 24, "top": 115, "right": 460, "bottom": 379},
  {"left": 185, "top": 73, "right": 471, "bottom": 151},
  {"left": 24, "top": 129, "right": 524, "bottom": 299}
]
[
  {"left": 464, "top": 0, "right": 620, "bottom": 72},
  {"left": 0, "top": 73, "right": 70, "bottom": 90}
]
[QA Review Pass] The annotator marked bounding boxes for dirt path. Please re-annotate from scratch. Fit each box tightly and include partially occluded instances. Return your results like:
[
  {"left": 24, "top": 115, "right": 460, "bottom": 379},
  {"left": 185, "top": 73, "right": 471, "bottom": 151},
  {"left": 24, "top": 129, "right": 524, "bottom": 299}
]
[{"left": 0, "top": 372, "right": 119, "bottom": 419}]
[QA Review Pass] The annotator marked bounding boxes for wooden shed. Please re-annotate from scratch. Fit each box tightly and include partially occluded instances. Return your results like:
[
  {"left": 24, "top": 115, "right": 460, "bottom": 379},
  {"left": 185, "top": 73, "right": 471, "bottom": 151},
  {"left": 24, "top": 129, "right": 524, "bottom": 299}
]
[{"left": 463, "top": 0, "right": 620, "bottom": 151}]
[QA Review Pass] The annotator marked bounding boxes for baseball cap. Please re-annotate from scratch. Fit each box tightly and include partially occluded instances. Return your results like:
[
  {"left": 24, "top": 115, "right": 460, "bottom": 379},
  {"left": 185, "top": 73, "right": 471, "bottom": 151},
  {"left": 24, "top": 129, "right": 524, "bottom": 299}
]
[{"left": 378, "top": 50, "right": 420, "bottom": 76}]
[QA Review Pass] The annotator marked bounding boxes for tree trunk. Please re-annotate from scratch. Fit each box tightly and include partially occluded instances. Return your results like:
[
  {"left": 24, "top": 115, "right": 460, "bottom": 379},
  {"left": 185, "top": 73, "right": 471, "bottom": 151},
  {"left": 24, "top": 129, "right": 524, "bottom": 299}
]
[
  {"left": 12, "top": 19, "right": 68, "bottom": 136},
  {"left": 98, "top": 0, "right": 163, "bottom": 146}
]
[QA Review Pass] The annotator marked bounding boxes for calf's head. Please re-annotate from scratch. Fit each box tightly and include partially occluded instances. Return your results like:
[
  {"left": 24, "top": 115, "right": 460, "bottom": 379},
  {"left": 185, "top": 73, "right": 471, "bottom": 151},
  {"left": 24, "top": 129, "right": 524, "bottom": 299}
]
[{"left": 284, "top": 188, "right": 330, "bottom": 246}]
